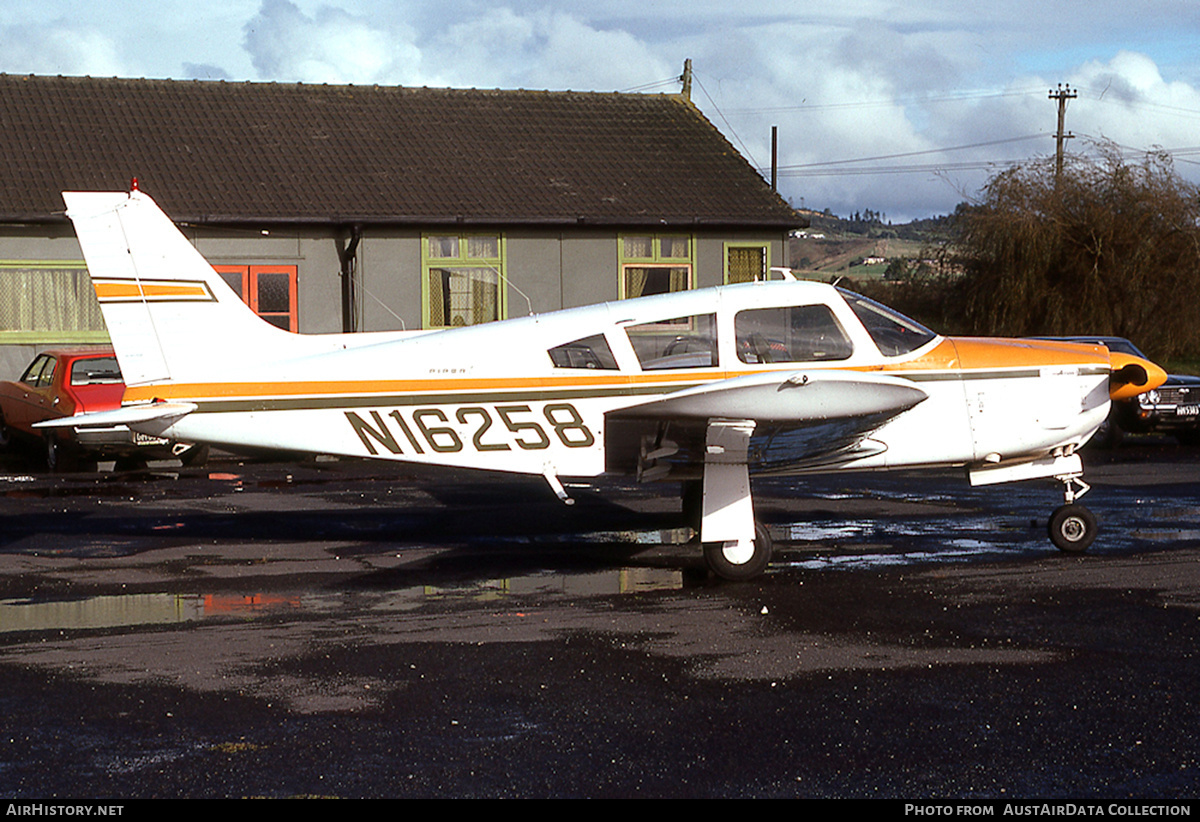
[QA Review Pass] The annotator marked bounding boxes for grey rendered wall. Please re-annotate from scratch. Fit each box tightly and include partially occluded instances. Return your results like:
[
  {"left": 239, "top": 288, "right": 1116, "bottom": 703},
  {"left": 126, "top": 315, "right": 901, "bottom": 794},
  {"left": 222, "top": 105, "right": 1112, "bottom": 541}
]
[
  {"left": 358, "top": 230, "right": 423, "bottom": 332},
  {"left": 0, "top": 225, "right": 89, "bottom": 379}
]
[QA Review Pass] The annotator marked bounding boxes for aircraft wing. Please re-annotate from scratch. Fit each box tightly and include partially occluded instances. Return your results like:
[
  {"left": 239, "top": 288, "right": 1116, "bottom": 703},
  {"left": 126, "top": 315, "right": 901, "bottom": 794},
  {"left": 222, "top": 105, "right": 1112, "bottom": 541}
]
[{"left": 605, "top": 370, "right": 927, "bottom": 477}]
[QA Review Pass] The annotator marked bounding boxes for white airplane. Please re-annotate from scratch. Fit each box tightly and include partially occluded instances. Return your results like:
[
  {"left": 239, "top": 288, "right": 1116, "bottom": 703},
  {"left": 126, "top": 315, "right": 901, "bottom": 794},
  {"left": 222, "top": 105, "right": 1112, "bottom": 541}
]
[{"left": 45, "top": 189, "right": 1166, "bottom": 580}]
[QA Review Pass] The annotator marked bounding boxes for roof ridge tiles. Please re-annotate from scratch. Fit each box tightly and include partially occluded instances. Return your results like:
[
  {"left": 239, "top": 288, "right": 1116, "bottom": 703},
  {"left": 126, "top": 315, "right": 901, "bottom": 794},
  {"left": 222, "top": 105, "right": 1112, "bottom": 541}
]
[{"left": 0, "top": 74, "right": 800, "bottom": 228}]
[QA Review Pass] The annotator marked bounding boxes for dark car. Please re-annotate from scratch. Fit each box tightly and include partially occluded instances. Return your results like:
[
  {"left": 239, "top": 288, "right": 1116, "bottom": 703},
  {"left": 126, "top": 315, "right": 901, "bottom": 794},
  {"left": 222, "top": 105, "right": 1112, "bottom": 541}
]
[
  {"left": 0, "top": 347, "right": 205, "bottom": 470},
  {"left": 1035, "top": 336, "right": 1200, "bottom": 446}
]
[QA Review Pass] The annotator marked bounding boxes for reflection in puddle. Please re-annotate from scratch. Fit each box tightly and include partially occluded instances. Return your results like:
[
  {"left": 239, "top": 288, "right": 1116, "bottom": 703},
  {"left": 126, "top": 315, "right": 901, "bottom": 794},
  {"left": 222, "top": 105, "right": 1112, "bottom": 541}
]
[
  {"left": 786, "top": 515, "right": 1021, "bottom": 543},
  {"left": 0, "top": 567, "right": 683, "bottom": 634},
  {"left": 779, "top": 513, "right": 1049, "bottom": 571},
  {"left": 1132, "top": 528, "right": 1200, "bottom": 542},
  {"left": 784, "top": 546, "right": 995, "bottom": 571},
  {"left": 0, "top": 593, "right": 207, "bottom": 633}
]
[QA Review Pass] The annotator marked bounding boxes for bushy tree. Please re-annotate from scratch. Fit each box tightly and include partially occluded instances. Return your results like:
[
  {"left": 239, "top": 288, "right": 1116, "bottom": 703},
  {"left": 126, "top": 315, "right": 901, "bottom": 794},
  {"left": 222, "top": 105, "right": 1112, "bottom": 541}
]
[{"left": 953, "top": 143, "right": 1200, "bottom": 359}]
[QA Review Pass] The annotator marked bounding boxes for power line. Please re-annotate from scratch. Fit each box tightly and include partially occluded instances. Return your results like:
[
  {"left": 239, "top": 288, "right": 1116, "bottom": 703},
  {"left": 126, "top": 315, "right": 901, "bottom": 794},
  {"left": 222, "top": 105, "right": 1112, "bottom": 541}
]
[
  {"left": 692, "top": 72, "right": 763, "bottom": 173},
  {"left": 778, "top": 159, "right": 1036, "bottom": 178},
  {"left": 619, "top": 76, "right": 680, "bottom": 93},
  {"left": 774, "top": 134, "right": 1047, "bottom": 171},
  {"left": 722, "top": 86, "right": 1048, "bottom": 115}
]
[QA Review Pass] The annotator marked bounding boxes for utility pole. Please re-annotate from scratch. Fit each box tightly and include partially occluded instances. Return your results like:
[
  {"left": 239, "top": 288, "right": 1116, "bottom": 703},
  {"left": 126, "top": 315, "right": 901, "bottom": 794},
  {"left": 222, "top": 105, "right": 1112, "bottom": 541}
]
[
  {"left": 680, "top": 58, "right": 692, "bottom": 102},
  {"left": 771, "top": 125, "right": 778, "bottom": 191},
  {"left": 1049, "top": 83, "right": 1077, "bottom": 186}
]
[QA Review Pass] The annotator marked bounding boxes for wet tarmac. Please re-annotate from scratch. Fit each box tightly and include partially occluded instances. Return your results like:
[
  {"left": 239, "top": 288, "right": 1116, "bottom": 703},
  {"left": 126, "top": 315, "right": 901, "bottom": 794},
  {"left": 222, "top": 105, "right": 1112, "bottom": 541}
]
[{"left": 1, "top": 443, "right": 1199, "bottom": 798}]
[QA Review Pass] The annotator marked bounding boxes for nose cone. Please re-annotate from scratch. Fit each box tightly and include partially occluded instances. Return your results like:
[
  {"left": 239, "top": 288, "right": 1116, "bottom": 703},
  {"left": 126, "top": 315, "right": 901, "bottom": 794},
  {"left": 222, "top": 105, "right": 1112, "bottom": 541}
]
[{"left": 1109, "top": 351, "right": 1167, "bottom": 400}]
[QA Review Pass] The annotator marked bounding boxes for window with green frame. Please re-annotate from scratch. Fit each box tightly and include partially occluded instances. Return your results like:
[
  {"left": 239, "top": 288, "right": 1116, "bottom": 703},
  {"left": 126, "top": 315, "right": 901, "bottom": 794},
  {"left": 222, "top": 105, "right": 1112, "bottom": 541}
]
[
  {"left": 620, "top": 233, "right": 693, "bottom": 299},
  {"left": 0, "top": 261, "right": 109, "bottom": 343},
  {"left": 422, "top": 233, "right": 506, "bottom": 328},
  {"left": 725, "top": 243, "right": 770, "bottom": 284}
]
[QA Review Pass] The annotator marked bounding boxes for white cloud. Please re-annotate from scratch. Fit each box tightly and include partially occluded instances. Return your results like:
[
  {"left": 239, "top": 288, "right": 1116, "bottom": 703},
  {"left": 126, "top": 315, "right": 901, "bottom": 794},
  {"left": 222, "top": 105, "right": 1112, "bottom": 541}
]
[
  {"left": 0, "top": 24, "right": 124, "bottom": 77},
  {"left": 243, "top": 0, "right": 425, "bottom": 85},
  {"left": 1070, "top": 51, "right": 1200, "bottom": 146}
]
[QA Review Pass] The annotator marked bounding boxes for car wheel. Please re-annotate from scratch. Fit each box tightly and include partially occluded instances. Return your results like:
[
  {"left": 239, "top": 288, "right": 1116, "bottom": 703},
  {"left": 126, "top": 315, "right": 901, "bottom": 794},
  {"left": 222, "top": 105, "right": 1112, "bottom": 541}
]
[
  {"left": 44, "top": 434, "right": 76, "bottom": 473},
  {"left": 0, "top": 409, "right": 10, "bottom": 449}
]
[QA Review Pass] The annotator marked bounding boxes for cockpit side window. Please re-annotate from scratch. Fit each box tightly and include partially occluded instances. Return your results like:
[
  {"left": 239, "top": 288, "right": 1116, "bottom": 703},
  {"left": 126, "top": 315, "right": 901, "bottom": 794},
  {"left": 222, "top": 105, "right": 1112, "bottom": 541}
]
[
  {"left": 838, "top": 288, "right": 937, "bottom": 356},
  {"left": 548, "top": 334, "right": 619, "bottom": 370},
  {"left": 626, "top": 313, "right": 718, "bottom": 370},
  {"left": 735, "top": 305, "right": 853, "bottom": 364}
]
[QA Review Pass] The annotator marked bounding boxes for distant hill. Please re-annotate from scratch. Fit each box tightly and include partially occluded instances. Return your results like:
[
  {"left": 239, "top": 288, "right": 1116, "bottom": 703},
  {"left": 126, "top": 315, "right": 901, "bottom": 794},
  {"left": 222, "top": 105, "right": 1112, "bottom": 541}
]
[{"left": 788, "top": 210, "right": 955, "bottom": 280}]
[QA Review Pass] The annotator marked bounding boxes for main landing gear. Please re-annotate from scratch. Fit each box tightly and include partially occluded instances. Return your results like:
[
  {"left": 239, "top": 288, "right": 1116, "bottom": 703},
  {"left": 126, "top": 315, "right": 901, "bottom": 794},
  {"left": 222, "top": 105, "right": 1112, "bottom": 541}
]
[
  {"left": 1047, "top": 474, "right": 1096, "bottom": 553},
  {"left": 702, "top": 519, "right": 774, "bottom": 581},
  {"left": 683, "top": 419, "right": 775, "bottom": 582}
]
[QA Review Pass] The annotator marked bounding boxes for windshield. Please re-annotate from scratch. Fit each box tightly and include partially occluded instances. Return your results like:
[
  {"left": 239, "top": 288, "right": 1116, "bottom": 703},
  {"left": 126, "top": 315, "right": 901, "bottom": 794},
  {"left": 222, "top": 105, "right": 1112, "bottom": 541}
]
[{"left": 837, "top": 288, "right": 937, "bottom": 357}]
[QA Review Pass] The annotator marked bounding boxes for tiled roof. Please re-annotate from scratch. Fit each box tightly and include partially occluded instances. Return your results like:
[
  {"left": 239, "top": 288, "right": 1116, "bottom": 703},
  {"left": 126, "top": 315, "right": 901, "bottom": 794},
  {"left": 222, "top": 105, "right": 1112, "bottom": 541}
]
[{"left": 0, "top": 74, "right": 801, "bottom": 228}]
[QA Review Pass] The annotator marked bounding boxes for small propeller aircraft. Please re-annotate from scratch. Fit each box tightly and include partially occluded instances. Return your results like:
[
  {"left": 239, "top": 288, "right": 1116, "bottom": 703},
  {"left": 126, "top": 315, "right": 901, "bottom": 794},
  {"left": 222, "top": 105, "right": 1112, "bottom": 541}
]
[{"left": 45, "top": 189, "right": 1166, "bottom": 580}]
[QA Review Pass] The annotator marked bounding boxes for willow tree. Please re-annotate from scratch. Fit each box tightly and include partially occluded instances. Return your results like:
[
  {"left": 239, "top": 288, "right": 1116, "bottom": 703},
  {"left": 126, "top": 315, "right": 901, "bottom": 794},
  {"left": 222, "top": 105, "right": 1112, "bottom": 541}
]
[{"left": 954, "top": 143, "right": 1200, "bottom": 359}]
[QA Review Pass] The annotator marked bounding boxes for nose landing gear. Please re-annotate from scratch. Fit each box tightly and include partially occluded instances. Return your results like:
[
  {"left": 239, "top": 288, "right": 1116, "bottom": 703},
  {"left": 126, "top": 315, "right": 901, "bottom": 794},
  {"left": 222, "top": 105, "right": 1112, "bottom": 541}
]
[{"left": 1048, "top": 474, "right": 1096, "bottom": 553}]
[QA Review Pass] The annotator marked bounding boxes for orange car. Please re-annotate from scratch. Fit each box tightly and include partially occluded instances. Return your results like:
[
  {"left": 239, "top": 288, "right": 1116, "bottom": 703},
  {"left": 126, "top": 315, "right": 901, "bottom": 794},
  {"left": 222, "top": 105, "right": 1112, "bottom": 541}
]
[{"left": 0, "top": 347, "right": 204, "bottom": 470}]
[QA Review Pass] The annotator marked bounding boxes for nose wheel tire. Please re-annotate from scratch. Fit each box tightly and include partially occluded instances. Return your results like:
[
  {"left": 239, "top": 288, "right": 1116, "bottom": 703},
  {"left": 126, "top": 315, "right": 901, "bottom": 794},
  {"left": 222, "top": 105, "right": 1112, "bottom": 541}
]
[
  {"left": 1048, "top": 504, "right": 1097, "bottom": 553},
  {"left": 703, "top": 520, "right": 773, "bottom": 581}
]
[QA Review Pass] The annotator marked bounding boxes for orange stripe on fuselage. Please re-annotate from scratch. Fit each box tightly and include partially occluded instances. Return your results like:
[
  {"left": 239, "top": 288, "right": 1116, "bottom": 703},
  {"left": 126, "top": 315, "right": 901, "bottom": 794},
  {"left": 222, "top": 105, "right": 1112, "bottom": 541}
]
[
  {"left": 119, "top": 337, "right": 1122, "bottom": 406},
  {"left": 121, "top": 371, "right": 709, "bottom": 403}
]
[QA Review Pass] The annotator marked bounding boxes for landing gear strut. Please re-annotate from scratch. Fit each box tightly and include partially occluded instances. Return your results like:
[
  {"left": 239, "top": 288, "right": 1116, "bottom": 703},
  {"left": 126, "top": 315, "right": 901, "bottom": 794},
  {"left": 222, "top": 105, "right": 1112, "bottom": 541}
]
[
  {"left": 686, "top": 420, "right": 775, "bottom": 581},
  {"left": 1048, "top": 474, "right": 1096, "bottom": 553}
]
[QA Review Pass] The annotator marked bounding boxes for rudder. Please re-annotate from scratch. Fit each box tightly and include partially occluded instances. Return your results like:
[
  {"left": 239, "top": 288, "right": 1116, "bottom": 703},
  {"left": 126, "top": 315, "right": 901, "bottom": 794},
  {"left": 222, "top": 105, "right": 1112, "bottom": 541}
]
[{"left": 64, "top": 190, "right": 290, "bottom": 387}]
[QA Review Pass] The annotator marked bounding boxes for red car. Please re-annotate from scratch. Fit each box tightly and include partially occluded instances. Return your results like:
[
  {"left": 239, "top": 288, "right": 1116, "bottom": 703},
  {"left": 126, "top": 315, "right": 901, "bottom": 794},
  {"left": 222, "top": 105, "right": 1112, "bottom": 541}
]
[{"left": 0, "top": 347, "right": 204, "bottom": 470}]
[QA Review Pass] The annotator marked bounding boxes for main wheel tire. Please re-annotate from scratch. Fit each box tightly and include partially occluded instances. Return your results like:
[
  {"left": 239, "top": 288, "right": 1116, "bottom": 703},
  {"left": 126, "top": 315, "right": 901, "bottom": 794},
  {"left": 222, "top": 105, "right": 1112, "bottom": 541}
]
[
  {"left": 703, "top": 520, "right": 773, "bottom": 581},
  {"left": 1048, "top": 504, "right": 1097, "bottom": 553}
]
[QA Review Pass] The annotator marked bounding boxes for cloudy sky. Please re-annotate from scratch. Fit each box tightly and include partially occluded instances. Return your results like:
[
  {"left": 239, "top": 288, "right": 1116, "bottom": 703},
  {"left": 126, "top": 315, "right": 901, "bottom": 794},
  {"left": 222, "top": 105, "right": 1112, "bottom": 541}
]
[{"left": 4, "top": 0, "right": 1200, "bottom": 221}]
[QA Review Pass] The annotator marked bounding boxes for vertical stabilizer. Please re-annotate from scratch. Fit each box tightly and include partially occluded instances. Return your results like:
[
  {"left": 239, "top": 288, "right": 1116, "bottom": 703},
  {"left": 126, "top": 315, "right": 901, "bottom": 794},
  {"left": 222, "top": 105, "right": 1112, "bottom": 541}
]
[
  {"left": 63, "top": 190, "right": 293, "bottom": 386},
  {"left": 64, "top": 192, "right": 170, "bottom": 384}
]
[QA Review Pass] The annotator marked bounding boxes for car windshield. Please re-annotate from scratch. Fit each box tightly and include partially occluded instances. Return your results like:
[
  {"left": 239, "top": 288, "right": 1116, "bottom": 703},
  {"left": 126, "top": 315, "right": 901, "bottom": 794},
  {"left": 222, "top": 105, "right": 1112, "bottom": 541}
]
[
  {"left": 837, "top": 288, "right": 937, "bottom": 356},
  {"left": 1101, "top": 339, "right": 1143, "bottom": 358}
]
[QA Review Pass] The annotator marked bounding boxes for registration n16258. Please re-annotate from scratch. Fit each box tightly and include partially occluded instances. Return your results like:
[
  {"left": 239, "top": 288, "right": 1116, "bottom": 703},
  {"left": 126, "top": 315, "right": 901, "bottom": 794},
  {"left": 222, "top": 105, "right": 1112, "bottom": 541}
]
[{"left": 345, "top": 402, "right": 596, "bottom": 456}]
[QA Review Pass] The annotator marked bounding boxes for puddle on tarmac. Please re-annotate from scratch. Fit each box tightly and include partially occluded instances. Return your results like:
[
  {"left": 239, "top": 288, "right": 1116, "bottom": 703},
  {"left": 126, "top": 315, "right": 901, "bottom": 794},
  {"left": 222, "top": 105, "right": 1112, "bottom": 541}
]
[{"left": 0, "top": 566, "right": 685, "bottom": 634}]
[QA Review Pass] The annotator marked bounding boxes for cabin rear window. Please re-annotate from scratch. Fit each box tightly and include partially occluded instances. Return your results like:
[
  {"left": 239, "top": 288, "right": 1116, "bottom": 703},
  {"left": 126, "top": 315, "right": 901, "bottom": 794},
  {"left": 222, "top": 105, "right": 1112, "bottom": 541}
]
[
  {"left": 625, "top": 313, "right": 718, "bottom": 370},
  {"left": 70, "top": 357, "right": 122, "bottom": 385},
  {"left": 838, "top": 288, "right": 937, "bottom": 356},
  {"left": 735, "top": 305, "right": 853, "bottom": 363},
  {"left": 548, "top": 334, "right": 619, "bottom": 369}
]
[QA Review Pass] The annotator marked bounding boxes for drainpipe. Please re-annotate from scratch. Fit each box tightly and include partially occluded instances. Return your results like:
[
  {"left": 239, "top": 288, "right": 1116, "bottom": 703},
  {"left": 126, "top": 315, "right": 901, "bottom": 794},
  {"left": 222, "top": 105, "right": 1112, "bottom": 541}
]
[{"left": 338, "top": 225, "right": 362, "bottom": 333}]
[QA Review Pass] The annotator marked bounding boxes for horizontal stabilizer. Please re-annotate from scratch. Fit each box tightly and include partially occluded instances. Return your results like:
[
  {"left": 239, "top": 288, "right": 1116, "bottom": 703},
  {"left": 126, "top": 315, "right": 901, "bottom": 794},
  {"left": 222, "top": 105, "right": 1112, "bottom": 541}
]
[
  {"left": 611, "top": 370, "right": 927, "bottom": 423},
  {"left": 34, "top": 402, "right": 197, "bottom": 430}
]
